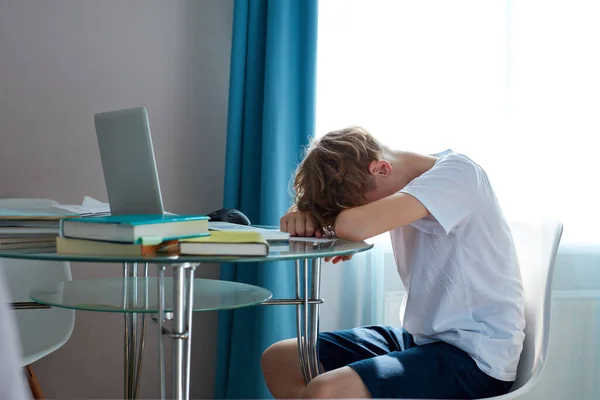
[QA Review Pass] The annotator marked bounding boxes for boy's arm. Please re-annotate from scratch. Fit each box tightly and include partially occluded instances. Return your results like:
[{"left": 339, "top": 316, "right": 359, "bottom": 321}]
[{"left": 334, "top": 193, "right": 429, "bottom": 241}]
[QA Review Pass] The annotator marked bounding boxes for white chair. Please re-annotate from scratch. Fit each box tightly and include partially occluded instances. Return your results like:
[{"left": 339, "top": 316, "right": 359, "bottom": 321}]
[
  {"left": 0, "top": 198, "right": 75, "bottom": 397},
  {"left": 2, "top": 259, "right": 75, "bottom": 365},
  {"left": 481, "top": 219, "right": 563, "bottom": 400}
]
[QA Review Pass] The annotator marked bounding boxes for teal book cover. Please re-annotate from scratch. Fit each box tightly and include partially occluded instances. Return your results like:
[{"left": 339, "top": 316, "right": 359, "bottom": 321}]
[
  {"left": 59, "top": 214, "right": 210, "bottom": 244},
  {"left": 70, "top": 214, "right": 209, "bottom": 225}
]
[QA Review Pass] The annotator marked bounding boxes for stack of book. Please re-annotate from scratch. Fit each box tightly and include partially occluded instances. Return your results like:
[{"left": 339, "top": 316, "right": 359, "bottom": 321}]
[
  {"left": 57, "top": 215, "right": 291, "bottom": 257},
  {"left": 0, "top": 206, "right": 80, "bottom": 251},
  {"left": 57, "top": 214, "right": 210, "bottom": 256}
]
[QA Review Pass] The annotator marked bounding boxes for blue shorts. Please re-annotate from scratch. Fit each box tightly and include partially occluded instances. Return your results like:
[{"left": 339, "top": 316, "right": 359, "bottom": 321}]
[{"left": 318, "top": 326, "right": 513, "bottom": 399}]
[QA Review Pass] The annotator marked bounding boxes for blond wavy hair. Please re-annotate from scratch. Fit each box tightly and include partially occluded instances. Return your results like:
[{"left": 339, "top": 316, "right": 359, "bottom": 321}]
[{"left": 293, "top": 127, "right": 384, "bottom": 233}]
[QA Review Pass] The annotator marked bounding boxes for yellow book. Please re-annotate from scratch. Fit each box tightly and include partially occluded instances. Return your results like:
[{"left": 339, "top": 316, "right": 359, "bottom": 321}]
[
  {"left": 179, "top": 231, "right": 268, "bottom": 256},
  {"left": 57, "top": 237, "right": 179, "bottom": 257}
]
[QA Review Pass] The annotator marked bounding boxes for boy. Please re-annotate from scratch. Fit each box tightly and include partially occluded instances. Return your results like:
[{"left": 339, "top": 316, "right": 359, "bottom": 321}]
[{"left": 261, "top": 127, "right": 525, "bottom": 399}]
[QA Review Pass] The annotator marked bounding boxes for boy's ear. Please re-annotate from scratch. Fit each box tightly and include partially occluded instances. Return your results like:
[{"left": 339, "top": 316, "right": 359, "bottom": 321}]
[{"left": 368, "top": 160, "right": 392, "bottom": 177}]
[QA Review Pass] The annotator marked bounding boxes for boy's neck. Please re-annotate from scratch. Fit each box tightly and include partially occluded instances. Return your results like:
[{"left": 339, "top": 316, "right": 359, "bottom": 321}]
[{"left": 389, "top": 150, "right": 438, "bottom": 190}]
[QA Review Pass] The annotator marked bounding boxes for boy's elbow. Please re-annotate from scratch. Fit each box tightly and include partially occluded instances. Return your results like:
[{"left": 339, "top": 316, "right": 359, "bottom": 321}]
[{"left": 334, "top": 211, "right": 365, "bottom": 242}]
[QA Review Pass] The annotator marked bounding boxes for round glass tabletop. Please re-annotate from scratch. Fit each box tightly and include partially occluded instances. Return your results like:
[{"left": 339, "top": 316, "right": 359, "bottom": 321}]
[
  {"left": 30, "top": 277, "right": 273, "bottom": 313},
  {"left": 0, "top": 239, "right": 373, "bottom": 264}
]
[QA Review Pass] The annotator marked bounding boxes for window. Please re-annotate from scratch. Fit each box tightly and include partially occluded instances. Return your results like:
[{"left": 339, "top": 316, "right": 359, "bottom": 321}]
[{"left": 316, "top": 0, "right": 600, "bottom": 244}]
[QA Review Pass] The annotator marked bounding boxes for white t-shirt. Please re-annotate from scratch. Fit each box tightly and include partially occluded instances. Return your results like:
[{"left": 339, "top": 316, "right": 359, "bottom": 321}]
[{"left": 391, "top": 150, "right": 525, "bottom": 381}]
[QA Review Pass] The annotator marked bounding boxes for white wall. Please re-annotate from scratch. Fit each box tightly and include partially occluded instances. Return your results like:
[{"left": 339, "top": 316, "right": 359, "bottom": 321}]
[{"left": 0, "top": 0, "right": 234, "bottom": 398}]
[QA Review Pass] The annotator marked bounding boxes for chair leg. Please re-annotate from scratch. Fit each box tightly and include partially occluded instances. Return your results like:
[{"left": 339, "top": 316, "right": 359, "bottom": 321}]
[{"left": 25, "top": 365, "right": 44, "bottom": 400}]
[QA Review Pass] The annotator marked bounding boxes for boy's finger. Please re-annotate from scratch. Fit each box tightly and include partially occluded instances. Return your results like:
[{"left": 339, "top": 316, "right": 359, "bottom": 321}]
[
  {"left": 279, "top": 216, "right": 287, "bottom": 233},
  {"left": 305, "top": 219, "right": 315, "bottom": 237},
  {"left": 287, "top": 214, "right": 297, "bottom": 235},
  {"left": 295, "top": 216, "right": 306, "bottom": 236},
  {"left": 332, "top": 256, "right": 352, "bottom": 264}
]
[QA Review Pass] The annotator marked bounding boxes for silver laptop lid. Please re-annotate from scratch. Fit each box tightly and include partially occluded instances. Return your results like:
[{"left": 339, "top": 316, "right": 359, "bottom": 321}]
[{"left": 94, "top": 107, "right": 164, "bottom": 216}]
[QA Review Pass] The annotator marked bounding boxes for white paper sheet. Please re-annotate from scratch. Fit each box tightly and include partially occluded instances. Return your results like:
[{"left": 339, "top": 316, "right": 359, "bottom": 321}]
[{"left": 52, "top": 196, "right": 110, "bottom": 216}]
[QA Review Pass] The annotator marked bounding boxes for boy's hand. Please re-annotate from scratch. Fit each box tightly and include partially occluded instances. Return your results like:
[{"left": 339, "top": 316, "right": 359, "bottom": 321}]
[{"left": 280, "top": 209, "right": 322, "bottom": 237}]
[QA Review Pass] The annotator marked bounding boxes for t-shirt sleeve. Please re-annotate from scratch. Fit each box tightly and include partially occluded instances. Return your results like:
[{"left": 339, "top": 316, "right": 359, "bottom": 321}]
[{"left": 400, "top": 154, "right": 479, "bottom": 235}]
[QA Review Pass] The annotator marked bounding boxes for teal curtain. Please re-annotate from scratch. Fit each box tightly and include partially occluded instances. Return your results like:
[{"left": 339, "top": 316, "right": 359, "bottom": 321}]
[{"left": 214, "top": 0, "right": 318, "bottom": 398}]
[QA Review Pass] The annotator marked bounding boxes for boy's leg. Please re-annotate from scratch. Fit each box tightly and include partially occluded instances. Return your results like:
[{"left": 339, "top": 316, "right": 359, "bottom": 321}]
[
  {"left": 263, "top": 326, "right": 513, "bottom": 399},
  {"left": 262, "top": 326, "right": 408, "bottom": 399},
  {"left": 261, "top": 338, "right": 307, "bottom": 399},
  {"left": 261, "top": 340, "right": 370, "bottom": 399}
]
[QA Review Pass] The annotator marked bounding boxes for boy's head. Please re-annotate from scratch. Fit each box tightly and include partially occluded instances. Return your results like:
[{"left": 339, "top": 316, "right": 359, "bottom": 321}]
[{"left": 293, "top": 126, "right": 394, "bottom": 232}]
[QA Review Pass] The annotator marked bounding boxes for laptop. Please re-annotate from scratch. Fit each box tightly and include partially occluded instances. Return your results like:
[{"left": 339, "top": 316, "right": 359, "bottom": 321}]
[
  {"left": 93, "top": 107, "right": 289, "bottom": 239},
  {"left": 94, "top": 107, "right": 165, "bottom": 216}
]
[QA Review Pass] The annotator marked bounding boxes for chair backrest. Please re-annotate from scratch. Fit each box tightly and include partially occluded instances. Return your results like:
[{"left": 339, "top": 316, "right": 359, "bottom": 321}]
[
  {"left": 509, "top": 219, "right": 563, "bottom": 392},
  {"left": 0, "top": 198, "right": 75, "bottom": 366},
  {"left": 0, "top": 259, "right": 75, "bottom": 366}
]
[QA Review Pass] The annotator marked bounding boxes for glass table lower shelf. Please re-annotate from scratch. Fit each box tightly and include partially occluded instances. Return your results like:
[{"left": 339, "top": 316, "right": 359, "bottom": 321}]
[{"left": 30, "top": 277, "right": 273, "bottom": 313}]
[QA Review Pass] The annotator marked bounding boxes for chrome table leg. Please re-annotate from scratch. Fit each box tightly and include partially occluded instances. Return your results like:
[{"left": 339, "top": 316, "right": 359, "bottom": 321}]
[
  {"left": 157, "top": 263, "right": 195, "bottom": 400},
  {"left": 123, "top": 262, "right": 148, "bottom": 399},
  {"left": 294, "top": 258, "right": 323, "bottom": 384}
]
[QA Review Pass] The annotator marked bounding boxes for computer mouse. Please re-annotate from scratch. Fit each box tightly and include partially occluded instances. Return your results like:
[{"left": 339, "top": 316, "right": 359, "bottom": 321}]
[{"left": 207, "top": 208, "right": 251, "bottom": 226}]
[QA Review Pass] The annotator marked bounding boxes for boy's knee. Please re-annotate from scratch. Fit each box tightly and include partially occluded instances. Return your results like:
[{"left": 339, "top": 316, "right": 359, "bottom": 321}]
[
  {"left": 261, "top": 342, "right": 278, "bottom": 376},
  {"left": 262, "top": 340, "right": 284, "bottom": 366},
  {"left": 261, "top": 339, "right": 295, "bottom": 379},
  {"left": 262, "top": 339, "right": 305, "bottom": 398}
]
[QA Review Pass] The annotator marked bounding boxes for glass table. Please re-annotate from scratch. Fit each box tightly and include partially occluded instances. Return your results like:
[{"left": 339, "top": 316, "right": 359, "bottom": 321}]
[{"left": 0, "top": 239, "right": 373, "bottom": 400}]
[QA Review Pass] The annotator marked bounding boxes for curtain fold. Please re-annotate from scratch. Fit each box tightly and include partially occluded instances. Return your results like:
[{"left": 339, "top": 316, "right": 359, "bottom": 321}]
[{"left": 215, "top": 0, "right": 318, "bottom": 398}]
